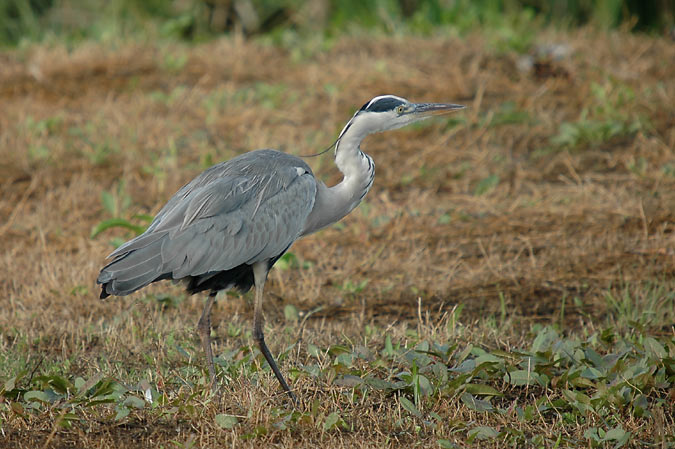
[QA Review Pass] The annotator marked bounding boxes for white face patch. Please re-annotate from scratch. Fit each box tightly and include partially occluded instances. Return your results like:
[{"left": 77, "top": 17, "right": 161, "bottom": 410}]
[
  {"left": 295, "top": 167, "right": 306, "bottom": 176},
  {"left": 334, "top": 94, "right": 414, "bottom": 155}
]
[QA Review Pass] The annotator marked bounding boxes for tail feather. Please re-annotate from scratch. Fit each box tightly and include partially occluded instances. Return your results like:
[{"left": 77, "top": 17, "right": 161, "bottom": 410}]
[
  {"left": 97, "top": 228, "right": 273, "bottom": 298},
  {"left": 107, "top": 268, "right": 163, "bottom": 296},
  {"left": 108, "top": 230, "right": 167, "bottom": 259},
  {"left": 98, "top": 239, "right": 167, "bottom": 298},
  {"left": 102, "top": 251, "right": 162, "bottom": 282},
  {"left": 110, "top": 256, "right": 163, "bottom": 284}
]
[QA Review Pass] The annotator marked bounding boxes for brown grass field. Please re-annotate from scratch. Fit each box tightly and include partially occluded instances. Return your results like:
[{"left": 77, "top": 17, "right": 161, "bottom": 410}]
[{"left": 0, "top": 27, "right": 674, "bottom": 448}]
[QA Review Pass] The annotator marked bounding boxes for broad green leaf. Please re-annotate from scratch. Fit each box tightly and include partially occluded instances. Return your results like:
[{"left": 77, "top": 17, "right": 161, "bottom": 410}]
[
  {"left": 334, "top": 352, "right": 354, "bottom": 367},
  {"left": 399, "top": 396, "right": 422, "bottom": 418},
  {"left": 76, "top": 373, "right": 105, "bottom": 397},
  {"left": 416, "top": 374, "right": 433, "bottom": 396},
  {"left": 468, "top": 426, "right": 499, "bottom": 440},
  {"left": 465, "top": 383, "right": 503, "bottom": 397},
  {"left": 456, "top": 344, "right": 473, "bottom": 364},
  {"left": 415, "top": 341, "right": 430, "bottom": 352},
  {"left": 57, "top": 412, "right": 79, "bottom": 428},
  {"left": 429, "top": 411, "right": 442, "bottom": 421},
  {"left": 327, "top": 345, "right": 350, "bottom": 356},
  {"left": 562, "top": 389, "right": 591, "bottom": 405},
  {"left": 505, "top": 369, "right": 539, "bottom": 386},
  {"left": 473, "top": 174, "right": 499, "bottom": 196},
  {"left": 124, "top": 396, "right": 145, "bottom": 409},
  {"left": 437, "top": 439, "right": 458, "bottom": 448},
  {"left": 383, "top": 335, "right": 394, "bottom": 357},
  {"left": 431, "top": 362, "right": 449, "bottom": 384},
  {"left": 133, "top": 214, "right": 154, "bottom": 223},
  {"left": 605, "top": 426, "right": 630, "bottom": 445},
  {"left": 3, "top": 376, "right": 16, "bottom": 393},
  {"left": 74, "top": 377, "right": 85, "bottom": 393},
  {"left": 323, "top": 412, "right": 343, "bottom": 430},
  {"left": 215, "top": 414, "right": 238, "bottom": 429},
  {"left": 491, "top": 349, "right": 519, "bottom": 361},
  {"left": 89, "top": 379, "right": 118, "bottom": 398},
  {"left": 276, "top": 252, "right": 297, "bottom": 270},
  {"left": 284, "top": 304, "right": 299, "bottom": 321},
  {"left": 517, "top": 404, "right": 536, "bottom": 421},
  {"left": 438, "top": 214, "right": 451, "bottom": 225},
  {"left": 365, "top": 377, "right": 396, "bottom": 391},
  {"left": 175, "top": 345, "right": 191, "bottom": 360},
  {"left": 115, "top": 405, "right": 130, "bottom": 420},
  {"left": 569, "top": 376, "right": 595, "bottom": 388},
  {"left": 562, "top": 390, "right": 594, "bottom": 415},
  {"left": 584, "top": 348, "right": 605, "bottom": 368},
  {"left": 584, "top": 427, "right": 601, "bottom": 442},
  {"left": 474, "top": 352, "right": 504, "bottom": 365},
  {"left": 532, "top": 327, "right": 558, "bottom": 352},
  {"left": 451, "top": 359, "right": 476, "bottom": 373},
  {"left": 460, "top": 392, "right": 494, "bottom": 412},
  {"left": 643, "top": 337, "right": 666, "bottom": 359},
  {"left": 101, "top": 191, "right": 115, "bottom": 215},
  {"left": 91, "top": 218, "right": 146, "bottom": 238},
  {"left": 581, "top": 367, "right": 604, "bottom": 380},
  {"left": 24, "top": 390, "right": 53, "bottom": 403},
  {"left": 34, "top": 375, "right": 73, "bottom": 393},
  {"left": 334, "top": 375, "right": 363, "bottom": 387}
]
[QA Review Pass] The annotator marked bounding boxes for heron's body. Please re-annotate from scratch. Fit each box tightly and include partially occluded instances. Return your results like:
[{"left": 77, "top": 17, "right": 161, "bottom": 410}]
[{"left": 97, "top": 95, "right": 464, "bottom": 403}]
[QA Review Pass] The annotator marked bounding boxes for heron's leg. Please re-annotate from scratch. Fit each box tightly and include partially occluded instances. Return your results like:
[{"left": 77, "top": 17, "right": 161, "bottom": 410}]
[
  {"left": 197, "top": 291, "right": 218, "bottom": 387},
  {"left": 252, "top": 262, "right": 298, "bottom": 404}
]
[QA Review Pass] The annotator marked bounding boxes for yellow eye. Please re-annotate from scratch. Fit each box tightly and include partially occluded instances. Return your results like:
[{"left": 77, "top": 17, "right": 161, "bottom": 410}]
[{"left": 396, "top": 105, "right": 404, "bottom": 114}]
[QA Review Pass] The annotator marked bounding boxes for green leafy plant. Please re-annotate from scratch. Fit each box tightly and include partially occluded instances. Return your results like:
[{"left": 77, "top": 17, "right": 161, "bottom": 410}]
[
  {"left": 91, "top": 181, "right": 151, "bottom": 245},
  {"left": 339, "top": 279, "right": 369, "bottom": 295},
  {"left": 551, "top": 81, "right": 649, "bottom": 150},
  {"left": 603, "top": 282, "right": 675, "bottom": 332}
]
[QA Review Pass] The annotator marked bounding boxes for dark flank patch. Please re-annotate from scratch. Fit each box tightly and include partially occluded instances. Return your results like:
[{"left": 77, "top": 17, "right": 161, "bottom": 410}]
[
  {"left": 185, "top": 264, "right": 255, "bottom": 294},
  {"left": 184, "top": 252, "right": 284, "bottom": 295},
  {"left": 359, "top": 96, "right": 405, "bottom": 113}
]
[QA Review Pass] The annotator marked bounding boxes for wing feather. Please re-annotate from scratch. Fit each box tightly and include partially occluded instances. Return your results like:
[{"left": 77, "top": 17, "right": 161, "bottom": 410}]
[
  {"left": 98, "top": 150, "right": 317, "bottom": 296},
  {"left": 168, "top": 169, "right": 316, "bottom": 277}
]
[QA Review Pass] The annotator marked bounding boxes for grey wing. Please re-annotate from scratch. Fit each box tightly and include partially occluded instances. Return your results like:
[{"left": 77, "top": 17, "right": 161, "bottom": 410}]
[
  {"left": 98, "top": 150, "right": 317, "bottom": 295},
  {"left": 164, "top": 169, "right": 316, "bottom": 279}
]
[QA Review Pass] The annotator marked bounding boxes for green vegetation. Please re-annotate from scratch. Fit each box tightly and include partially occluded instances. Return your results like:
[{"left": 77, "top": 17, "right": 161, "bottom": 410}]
[
  {"left": 1, "top": 0, "right": 672, "bottom": 48},
  {"left": 1, "top": 298, "right": 672, "bottom": 447},
  {"left": 90, "top": 181, "right": 152, "bottom": 247},
  {"left": 551, "top": 81, "right": 650, "bottom": 150}
]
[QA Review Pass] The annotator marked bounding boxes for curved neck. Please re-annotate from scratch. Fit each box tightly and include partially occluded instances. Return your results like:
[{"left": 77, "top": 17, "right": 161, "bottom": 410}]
[{"left": 302, "top": 122, "right": 375, "bottom": 235}]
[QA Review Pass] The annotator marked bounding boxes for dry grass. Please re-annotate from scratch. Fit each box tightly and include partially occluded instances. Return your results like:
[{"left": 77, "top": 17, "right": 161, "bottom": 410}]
[{"left": 0, "top": 27, "right": 674, "bottom": 448}]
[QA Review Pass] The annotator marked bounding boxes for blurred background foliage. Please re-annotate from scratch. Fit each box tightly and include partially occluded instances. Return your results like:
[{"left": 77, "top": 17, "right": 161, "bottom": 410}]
[{"left": 1, "top": 0, "right": 673, "bottom": 47}]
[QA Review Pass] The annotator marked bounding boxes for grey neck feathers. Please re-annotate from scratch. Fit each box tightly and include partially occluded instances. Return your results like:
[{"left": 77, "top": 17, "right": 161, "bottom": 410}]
[{"left": 301, "top": 118, "right": 375, "bottom": 235}]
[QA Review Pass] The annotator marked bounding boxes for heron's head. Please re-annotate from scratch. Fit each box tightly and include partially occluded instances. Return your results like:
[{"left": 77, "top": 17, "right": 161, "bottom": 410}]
[{"left": 337, "top": 95, "right": 465, "bottom": 145}]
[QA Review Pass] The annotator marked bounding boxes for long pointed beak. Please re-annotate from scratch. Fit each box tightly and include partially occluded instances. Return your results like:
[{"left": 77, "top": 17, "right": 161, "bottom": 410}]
[{"left": 412, "top": 102, "right": 466, "bottom": 118}]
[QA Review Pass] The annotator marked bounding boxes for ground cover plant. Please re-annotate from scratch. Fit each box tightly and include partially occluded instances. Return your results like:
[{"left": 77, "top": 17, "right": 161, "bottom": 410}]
[{"left": 0, "top": 6, "right": 674, "bottom": 448}]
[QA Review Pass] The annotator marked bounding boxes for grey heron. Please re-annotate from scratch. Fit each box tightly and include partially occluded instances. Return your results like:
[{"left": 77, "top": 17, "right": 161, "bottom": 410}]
[{"left": 97, "top": 95, "right": 465, "bottom": 403}]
